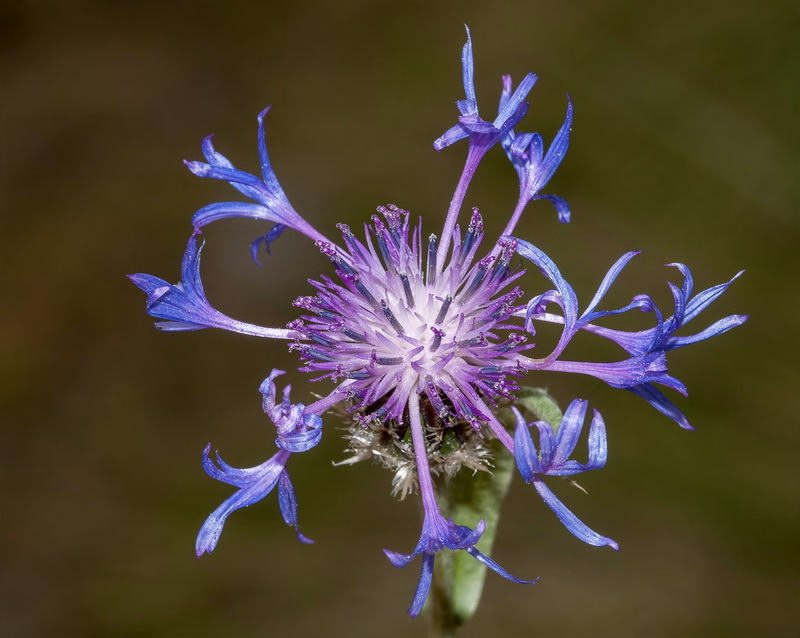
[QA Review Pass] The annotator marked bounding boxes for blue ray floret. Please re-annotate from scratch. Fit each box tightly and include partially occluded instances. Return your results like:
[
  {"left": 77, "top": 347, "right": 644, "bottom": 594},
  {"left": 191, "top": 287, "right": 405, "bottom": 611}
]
[
  {"left": 434, "top": 26, "right": 536, "bottom": 156},
  {"left": 196, "top": 370, "right": 320, "bottom": 556},
  {"left": 513, "top": 402, "right": 618, "bottom": 549},
  {"left": 128, "top": 234, "right": 294, "bottom": 338},
  {"left": 130, "top": 26, "right": 746, "bottom": 617},
  {"left": 502, "top": 96, "right": 574, "bottom": 223}
]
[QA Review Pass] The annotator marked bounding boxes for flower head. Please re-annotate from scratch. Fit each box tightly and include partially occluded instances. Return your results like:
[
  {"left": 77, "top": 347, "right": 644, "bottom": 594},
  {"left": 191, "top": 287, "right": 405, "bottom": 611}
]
[{"left": 131, "top": 28, "right": 746, "bottom": 616}]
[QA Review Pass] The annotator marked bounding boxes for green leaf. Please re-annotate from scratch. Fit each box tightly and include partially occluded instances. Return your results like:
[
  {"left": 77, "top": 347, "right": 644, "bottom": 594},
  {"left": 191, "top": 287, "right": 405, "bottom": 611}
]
[
  {"left": 431, "top": 439, "right": 514, "bottom": 630},
  {"left": 513, "top": 386, "right": 563, "bottom": 430}
]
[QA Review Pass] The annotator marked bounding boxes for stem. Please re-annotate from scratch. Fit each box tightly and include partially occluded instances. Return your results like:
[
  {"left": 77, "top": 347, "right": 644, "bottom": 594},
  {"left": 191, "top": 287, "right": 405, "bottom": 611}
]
[
  {"left": 436, "top": 145, "right": 487, "bottom": 274},
  {"left": 497, "top": 195, "right": 528, "bottom": 245},
  {"left": 429, "top": 476, "right": 457, "bottom": 638}
]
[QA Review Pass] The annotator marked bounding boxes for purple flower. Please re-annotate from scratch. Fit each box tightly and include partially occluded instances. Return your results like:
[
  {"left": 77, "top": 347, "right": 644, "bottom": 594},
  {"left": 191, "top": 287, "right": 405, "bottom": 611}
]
[
  {"left": 131, "top": 28, "right": 746, "bottom": 615},
  {"left": 513, "top": 401, "right": 618, "bottom": 549}
]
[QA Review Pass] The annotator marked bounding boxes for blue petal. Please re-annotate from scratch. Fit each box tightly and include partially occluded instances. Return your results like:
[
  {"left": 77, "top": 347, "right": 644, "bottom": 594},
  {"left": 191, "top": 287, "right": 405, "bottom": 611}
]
[
  {"left": 584, "top": 409, "right": 608, "bottom": 470},
  {"left": 278, "top": 471, "right": 314, "bottom": 544},
  {"left": 201, "top": 134, "right": 232, "bottom": 167},
  {"left": 256, "top": 107, "right": 283, "bottom": 192},
  {"left": 533, "top": 479, "right": 619, "bottom": 550},
  {"left": 683, "top": 269, "right": 745, "bottom": 323},
  {"left": 581, "top": 252, "right": 642, "bottom": 319},
  {"left": 535, "top": 96, "right": 573, "bottom": 189},
  {"left": 383, "top": 548, "right": 418, "bottom": 568},
  {"left": 200, "top": 444, "right": 273, "bottom": 488},
  {"left": 664, "top": 314, "right": 749, "bottom": 350},
  {"left": 461, "top": 25, "right": 476, "bottom": 107},
  {"left": 466, "top": 547, "right": 539, "bottom": 585},
  {"left": 276, "top": 423, "right": 322, "bottom": 453},
  {"left": 626, "top": 383, "right": 695, "bottom": 430},
  {"left": 494, "top": 72, "right": 537, "bottom": 128},
  {"left": 250, "top": 223, "right": 287, "bottom": 266},
  {"left": 184, "top": 160, "right": 270, "bottom": 203},
  {"left": 551, "top": 399, "right": 588, "bottom": 467},
  {"left": 195, "top": 451, "right": 288, "bottom": 556},
  {"left": 192, "top": 201, "right": 285, "bottom": 229},
  {"left": 433, "top": 123, "right": 470, "bottom": 151},
  {"left": 513, "top": 407, "right": 541, "bottom": 482},
  {"left": 531, "top": 195, "right": 571, "bottom": 223},
  {"left": 407, "top": 553, "right": 435, "bottom": 617}
]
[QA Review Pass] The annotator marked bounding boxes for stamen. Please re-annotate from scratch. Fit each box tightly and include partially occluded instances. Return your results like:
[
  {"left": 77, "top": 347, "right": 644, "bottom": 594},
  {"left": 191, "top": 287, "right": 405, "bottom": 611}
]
[
  {"left": 457, "top": 333, "right": 488, "bottom": 348},
  {"left": 427, "top": 234, "right": 437, "bottom": 285},
  {"left": 305, "top": 347, "right": 337, "bottom": 362},
  {"left": 399, "top": 273, "right": 415, "bottom": 308},
  {"left": 430, "top": 327, "right": 445, "bottom": 352},
  {"left": 480, "top": 365, "right": 504, "bottom": 375},
  {"left": 342, "top": 327, "right": 366, "bottom": 342},
  {"left": 460, "top": 255, "right": 494, "bottom": 301},
  {"left": 309, "top": 332, "right": 336, "bottom": 347},
  {"left": 381, "top": 300, "right": 405, "bottom": 335},
  {"left": 496, "top": 333, "right": 527, "bottom": 353},
  {"left": 377, "top": 356, "right": 404, "bottom": 365},
  {"left": 351, "top": 277, "right": 379, "bottom": 309},
  {"left": 424, "top": 375, "right": 448, "bottom": 417},
  {"left": 491, "top": 238, "right": 518, "bottom": 282},
  {"left": 347, "top": 371, "right": 372, "bottom": 380},
  {"left": 434, "top": 295, "right": 452, "bottom": 325},
  {"left": 336, "top": 223, "right": 367, "bottom": 261},
  {"left": 458, "top": 208, "right": 484, "bottom": 266}
]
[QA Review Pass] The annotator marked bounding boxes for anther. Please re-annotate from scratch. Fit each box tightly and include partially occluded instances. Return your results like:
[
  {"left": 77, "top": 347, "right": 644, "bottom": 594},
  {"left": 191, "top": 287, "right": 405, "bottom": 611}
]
[
  {"left": 430, "top": 327, "right": 445, "bottom": 352},
  {"left": 381, "top": 300, "right": 405, "bottom": 335},
  {"left": 434, "top": 295, "right": 452, "bottom": 325},
  {"left": 427, "top": 234, "right": 438, "bottom": 285},
  {"left": 399, "top": 273, "right": 415, "bottom": 308}
]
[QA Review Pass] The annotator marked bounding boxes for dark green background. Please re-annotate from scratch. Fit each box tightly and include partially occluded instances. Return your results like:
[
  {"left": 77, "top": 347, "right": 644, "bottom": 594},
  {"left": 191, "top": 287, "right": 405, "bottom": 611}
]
[{"left": 2, "top": 1, "right": 797, "bottom": 636}]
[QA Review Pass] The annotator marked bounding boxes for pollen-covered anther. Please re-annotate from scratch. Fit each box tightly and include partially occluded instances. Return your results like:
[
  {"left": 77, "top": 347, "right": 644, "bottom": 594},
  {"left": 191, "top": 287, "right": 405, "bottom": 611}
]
[{"left": 429, "top": 327, "right": 445, "bottom": 352}]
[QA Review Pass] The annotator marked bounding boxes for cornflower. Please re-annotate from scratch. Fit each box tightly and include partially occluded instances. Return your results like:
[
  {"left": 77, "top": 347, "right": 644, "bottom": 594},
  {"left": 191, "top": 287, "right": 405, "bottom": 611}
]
[{"left": 130, "top": 27, "right": 746, "bottom": 617}]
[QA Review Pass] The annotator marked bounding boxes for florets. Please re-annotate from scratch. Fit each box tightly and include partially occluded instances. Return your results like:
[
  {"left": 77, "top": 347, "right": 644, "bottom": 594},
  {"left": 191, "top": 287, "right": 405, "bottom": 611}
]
[{"left": 130, "top": 26, "right": 746, "bottom": 617}]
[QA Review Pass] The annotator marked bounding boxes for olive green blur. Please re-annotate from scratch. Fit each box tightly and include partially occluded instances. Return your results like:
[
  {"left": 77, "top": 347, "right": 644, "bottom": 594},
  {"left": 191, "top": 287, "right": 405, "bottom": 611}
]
[{"left": 1, "top": 1, "right": 797, "bottom": 636}]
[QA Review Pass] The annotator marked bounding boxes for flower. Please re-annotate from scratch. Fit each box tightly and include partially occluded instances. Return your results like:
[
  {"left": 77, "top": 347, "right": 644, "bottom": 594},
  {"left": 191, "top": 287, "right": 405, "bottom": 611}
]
[
  {"left": 195, "top": 370, "right": 320, "bottom": 556},
  {"left": 513, "top": 400, "right": 618, "bottom": 549},
  {"left": 131, "top": 27, "right": 746, "bottom": 616}
]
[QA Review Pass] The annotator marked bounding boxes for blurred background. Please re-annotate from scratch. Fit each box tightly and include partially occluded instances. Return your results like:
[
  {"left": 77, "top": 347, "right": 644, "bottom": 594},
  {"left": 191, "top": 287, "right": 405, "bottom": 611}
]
[{"left": 2, "top": 1, "right": 797, "bottom": 636}]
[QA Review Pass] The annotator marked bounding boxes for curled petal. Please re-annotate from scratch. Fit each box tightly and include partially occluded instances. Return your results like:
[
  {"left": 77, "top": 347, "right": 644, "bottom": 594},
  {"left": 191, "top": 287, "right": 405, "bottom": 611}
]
[
  {"left": 515, "top": 238, "right": 578, "bottom": 330},
  {"left": 185, "top": 110, "right": 328, "bottom": 244},
  {"left": 532, "top": 194, "right": 571, "bottom": 223},
  {"left": 551, "top": 399, "right": 589, "bottom": 468},
  {"left": 129, "top": 235, "right": 292, "bottom": 339},
  {"left": 664, "top": 314, "right": 749, "bottom": 350},
  {"left": 250, "top": 223, "right": 287, "bottom": 266},
  {"left": 276, "top": 414, "right": 323, "bottom": 452},
  {"left": 514, "top": 400, "right": 606, "bottom": 478}
]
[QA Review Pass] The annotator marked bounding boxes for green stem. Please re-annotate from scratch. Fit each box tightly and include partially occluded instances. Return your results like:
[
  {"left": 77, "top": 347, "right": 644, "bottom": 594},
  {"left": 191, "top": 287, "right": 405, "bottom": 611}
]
[{"left": 430, "top": 548, "right": 457, "bottom": 637}]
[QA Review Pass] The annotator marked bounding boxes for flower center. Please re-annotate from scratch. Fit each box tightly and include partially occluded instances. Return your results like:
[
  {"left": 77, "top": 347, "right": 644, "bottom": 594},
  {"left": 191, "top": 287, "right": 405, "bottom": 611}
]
[{"left": 290, "top": 205, "right": 528, "bottom": 425}]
